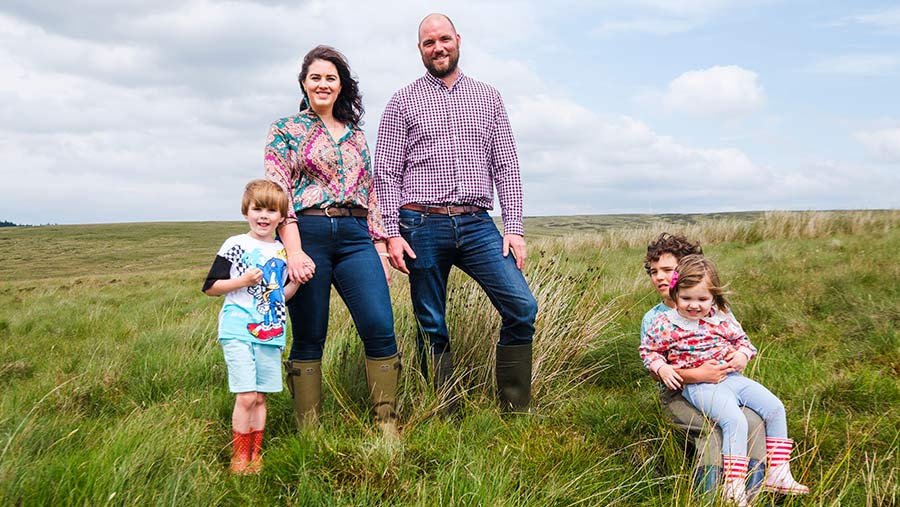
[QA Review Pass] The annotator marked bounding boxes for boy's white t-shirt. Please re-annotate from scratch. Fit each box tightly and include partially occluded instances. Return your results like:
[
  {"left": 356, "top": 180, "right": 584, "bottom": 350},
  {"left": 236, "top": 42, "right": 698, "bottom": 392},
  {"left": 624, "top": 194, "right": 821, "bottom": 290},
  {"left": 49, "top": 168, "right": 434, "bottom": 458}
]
[{"left": 204, "top": 234, "right": 289, "bottom": 347}]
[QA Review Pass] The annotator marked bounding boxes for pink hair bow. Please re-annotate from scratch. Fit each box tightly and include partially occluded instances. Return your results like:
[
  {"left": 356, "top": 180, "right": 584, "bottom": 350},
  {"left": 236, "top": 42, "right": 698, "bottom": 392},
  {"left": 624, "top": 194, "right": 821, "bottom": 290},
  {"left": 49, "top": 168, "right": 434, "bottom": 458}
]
[{"left": 669, "top": 271, "right": 679, "bottom": 290}]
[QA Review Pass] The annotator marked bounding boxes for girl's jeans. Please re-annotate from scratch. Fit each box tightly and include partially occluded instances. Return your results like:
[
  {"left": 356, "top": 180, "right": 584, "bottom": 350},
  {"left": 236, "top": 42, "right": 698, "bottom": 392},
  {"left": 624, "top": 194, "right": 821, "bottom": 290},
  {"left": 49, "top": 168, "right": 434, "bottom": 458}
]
[{"left": 682, "top": 372, "right": 787, "bottom": 456}]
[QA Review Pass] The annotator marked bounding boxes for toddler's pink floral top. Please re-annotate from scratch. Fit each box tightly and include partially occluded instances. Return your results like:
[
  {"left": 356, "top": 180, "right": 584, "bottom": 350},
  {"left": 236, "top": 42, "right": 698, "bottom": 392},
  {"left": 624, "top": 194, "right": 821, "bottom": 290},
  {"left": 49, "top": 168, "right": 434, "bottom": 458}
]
[{"left": 640, "top": 308, "right": 757, "bottom": 374}]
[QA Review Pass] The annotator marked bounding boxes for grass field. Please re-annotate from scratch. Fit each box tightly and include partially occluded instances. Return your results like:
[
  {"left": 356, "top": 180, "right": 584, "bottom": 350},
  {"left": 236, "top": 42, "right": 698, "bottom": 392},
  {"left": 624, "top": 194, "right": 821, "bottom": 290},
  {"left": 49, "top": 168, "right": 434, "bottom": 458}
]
[{"left": 1, "top": 210, "right": 898, "bottom": 506}]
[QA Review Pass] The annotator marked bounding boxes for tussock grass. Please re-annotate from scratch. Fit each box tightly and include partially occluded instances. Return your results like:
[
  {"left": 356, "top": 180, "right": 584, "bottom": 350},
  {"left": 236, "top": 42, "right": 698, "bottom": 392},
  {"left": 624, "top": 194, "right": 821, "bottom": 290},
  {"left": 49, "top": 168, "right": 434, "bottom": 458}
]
[{"left": 0, "top": 210, "right": 898, "bottom": 505}]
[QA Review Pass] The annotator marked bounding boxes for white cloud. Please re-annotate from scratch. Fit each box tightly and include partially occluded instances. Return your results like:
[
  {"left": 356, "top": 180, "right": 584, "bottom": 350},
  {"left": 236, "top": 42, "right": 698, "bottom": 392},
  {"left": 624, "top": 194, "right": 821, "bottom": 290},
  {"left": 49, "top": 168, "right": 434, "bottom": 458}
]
[
  {"left": 588, "top": 0, "right": 771, "bottom": 35},
  {"left": 856, "top": 128, "right": 900, "bottom": 162},
  {"left": 508, "top": 94, "right": 777, "bottom": 215},
  {"left": 852, "top": 6, "right": 900, "bottom": 32},
  {"left": 632, "top": 0, "right": 752, "bottom": 14},
  {"left": 0, "top": 1, "right": 552, "bottom": 224},
  {"left": 593, "top": 18, "right": 696, "bottom": 35},
  {"left": 809, "top": 54, "right": 900, "bottom": 76},
  {"left": 0, "top": 1, "right": 895, "bottom": 224},
  {"left": 663, "top": 65, "right": 766, "bottom": 117}
]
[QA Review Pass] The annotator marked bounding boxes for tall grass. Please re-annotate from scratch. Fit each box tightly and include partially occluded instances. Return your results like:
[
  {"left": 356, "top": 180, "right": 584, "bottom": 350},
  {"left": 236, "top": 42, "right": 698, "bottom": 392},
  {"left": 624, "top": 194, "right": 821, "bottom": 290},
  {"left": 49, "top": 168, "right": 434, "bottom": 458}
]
[
  {"left": 0, "top": 210, "right": 898, "bottom": 505},
  {"left": 548, "top": 209, "right": 900, "bottom": 251}
]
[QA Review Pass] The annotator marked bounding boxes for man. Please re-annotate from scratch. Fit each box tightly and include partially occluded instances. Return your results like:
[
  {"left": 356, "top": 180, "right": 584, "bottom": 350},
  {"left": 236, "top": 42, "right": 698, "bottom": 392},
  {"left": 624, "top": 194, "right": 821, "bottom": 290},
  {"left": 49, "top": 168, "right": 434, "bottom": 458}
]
[{"left": 374, "top": 13, "right": 537, "bottom": 412}]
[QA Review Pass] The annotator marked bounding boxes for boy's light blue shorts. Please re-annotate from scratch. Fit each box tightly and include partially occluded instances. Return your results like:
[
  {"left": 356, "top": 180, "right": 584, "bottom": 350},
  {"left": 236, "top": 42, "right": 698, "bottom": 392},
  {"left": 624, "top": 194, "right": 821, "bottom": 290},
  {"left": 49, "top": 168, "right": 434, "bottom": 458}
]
[{"left": 220, "top": 339, "right": 283, "bottom": 393}]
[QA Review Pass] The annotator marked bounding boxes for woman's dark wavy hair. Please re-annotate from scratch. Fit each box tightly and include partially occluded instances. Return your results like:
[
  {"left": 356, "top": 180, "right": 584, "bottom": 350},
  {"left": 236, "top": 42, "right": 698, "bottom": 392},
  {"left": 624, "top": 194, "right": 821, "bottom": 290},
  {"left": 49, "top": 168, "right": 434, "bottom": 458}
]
[{"left": 298, "top": 45, "right": 364, "bottom": 126}]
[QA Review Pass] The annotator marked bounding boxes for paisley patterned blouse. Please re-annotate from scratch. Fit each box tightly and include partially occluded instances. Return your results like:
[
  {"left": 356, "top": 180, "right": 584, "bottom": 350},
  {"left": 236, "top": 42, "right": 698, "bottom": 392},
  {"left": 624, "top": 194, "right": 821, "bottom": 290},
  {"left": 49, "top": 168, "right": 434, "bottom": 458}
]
[
  {"left": 264, "top": 111, "right": 387, "bottom": 240},
  {"left": 640, "top": 308, "right": 757, "bottom": 373}
]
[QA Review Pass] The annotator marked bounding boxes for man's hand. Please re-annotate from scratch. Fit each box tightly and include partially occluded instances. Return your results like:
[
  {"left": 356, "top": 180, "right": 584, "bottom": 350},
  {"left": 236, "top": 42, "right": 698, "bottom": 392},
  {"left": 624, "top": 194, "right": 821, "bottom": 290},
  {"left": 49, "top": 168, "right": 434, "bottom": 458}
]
[
  {"left": 503, "top": 234, "right": 526, "bottom": 270},
  {"left": 657, "top": 364, "right": 683, "bottom": 390},
  {"left": 387, "top": 236, "right": 416, "bottom": 274}
]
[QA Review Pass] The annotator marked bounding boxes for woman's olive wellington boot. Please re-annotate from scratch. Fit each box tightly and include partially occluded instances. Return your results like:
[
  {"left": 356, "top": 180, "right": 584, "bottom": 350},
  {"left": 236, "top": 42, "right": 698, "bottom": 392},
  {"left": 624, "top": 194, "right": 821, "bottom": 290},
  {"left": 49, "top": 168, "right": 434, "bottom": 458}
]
[
  {"left": 365, "top": 353, "right": 401, "bottom": 438},
  {"left": 284, "top": 359, "right": 321, "bottom": 427}
]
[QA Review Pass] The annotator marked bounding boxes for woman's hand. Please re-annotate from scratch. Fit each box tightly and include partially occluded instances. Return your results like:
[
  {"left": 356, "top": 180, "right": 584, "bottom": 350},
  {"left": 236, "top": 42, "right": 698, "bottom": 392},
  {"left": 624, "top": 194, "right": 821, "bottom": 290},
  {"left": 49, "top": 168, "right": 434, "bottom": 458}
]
[
  {"left": 380, "top": 256, "right": 391, "bottom": 284},
  {"left": 287, "top": 250, "right": 316, "bottom": 284},
  {"left": 657, "top": 364, "right": 683, "bottom": 390},
  {"left": 375, "top": 241, "right": 391, "bottom": 284}
]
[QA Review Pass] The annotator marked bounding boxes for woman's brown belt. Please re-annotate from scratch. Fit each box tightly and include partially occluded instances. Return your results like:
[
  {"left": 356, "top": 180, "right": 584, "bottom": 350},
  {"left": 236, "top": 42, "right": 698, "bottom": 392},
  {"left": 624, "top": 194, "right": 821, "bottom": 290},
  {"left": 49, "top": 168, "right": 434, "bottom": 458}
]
[{"left": 299, "top": 206, "right": 368, "bottom": 218}]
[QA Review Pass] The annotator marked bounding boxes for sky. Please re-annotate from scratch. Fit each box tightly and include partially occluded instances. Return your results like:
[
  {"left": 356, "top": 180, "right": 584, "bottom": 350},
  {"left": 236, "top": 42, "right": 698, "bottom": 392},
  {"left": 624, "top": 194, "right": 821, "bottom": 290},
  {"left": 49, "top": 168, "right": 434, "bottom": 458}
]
[{"left": 1, "top": 0, "right": 899, "bottom": 225}]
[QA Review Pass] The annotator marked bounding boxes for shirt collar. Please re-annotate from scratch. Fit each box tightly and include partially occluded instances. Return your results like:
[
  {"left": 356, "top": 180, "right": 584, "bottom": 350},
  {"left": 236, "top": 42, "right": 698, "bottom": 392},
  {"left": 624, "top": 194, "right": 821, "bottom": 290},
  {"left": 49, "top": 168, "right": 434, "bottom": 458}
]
[
  {"left": 301, "top": 109, "right": 354, "bottom": 141},
  {"left": 422, "top": 69, "right": 465, "bottom": 90},
  {"left": 665, "top": 307, "right": 728, "bottom": 331}
]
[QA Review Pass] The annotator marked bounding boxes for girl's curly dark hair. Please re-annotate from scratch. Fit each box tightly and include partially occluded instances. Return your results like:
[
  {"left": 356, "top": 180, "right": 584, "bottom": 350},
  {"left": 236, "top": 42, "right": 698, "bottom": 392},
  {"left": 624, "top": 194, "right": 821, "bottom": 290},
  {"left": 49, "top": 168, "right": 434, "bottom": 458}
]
[{"left": 298, "top": 45, "right": 364, "bottom": 126}]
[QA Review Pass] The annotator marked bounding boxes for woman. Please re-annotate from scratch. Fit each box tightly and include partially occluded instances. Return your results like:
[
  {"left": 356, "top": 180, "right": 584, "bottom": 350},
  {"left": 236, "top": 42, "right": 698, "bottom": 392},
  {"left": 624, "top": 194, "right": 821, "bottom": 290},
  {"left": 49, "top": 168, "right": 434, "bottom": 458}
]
[{"left": 264, "top": 45, "right": 399, "bottom": 437}]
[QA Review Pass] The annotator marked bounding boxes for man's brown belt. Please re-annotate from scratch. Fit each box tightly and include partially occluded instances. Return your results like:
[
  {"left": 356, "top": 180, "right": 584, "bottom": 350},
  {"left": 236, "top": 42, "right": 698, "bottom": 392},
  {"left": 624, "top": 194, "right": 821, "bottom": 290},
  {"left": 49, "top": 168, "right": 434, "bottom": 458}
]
[{"left": 400, "top": 203, "right": 484, "bottom": 216}]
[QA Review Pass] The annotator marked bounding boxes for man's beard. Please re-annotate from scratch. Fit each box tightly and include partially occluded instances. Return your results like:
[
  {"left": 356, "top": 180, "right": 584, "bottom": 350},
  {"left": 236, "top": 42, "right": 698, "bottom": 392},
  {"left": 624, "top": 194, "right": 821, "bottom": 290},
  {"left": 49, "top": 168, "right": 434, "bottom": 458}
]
[{"left": 425, "top": 52, "right": 459, "bottom": 78}]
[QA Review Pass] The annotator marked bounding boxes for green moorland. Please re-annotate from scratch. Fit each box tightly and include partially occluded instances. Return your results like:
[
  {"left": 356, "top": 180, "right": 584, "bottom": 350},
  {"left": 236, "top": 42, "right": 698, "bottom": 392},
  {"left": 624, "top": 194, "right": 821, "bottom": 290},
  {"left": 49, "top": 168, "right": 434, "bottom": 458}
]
[{"left": 0, "top": 210, "right": 898, "bottom": 506}]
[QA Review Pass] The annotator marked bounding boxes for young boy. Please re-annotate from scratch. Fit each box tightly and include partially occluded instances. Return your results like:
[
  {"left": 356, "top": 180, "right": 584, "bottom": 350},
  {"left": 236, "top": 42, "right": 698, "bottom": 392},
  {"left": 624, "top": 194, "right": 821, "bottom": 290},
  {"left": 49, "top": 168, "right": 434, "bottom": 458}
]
[
  {"left": 203, "top": 179, "right": 299, "bottom": 474},
  {"left": 641, "top": 233, "right": 767, "bottom": 495}
]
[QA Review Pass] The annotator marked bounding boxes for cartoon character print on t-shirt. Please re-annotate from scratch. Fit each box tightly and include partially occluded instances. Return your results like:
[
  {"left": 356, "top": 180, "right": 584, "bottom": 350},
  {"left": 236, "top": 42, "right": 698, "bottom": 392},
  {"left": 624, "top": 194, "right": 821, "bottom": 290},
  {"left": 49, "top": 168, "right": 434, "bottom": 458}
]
[
  {"left": 246, "top": 257, "right": 287, "bottom": 341},
  {"left": 229, "top": 245, "right": 287, "bottom": 342}
]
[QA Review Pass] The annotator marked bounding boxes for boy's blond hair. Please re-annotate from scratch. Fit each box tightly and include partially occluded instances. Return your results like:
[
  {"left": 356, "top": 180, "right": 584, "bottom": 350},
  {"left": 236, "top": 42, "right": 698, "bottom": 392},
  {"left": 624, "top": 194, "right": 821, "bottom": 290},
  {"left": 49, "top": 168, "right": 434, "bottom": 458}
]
[{"left": 241, "top": 179, "right": 289, "bottom": 218}]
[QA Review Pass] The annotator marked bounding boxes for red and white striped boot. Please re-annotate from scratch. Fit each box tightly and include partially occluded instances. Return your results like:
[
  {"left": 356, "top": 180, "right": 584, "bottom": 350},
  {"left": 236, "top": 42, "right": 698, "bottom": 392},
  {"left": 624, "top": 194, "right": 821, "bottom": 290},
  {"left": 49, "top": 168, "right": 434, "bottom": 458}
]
[
  {"left": 764, "top": 438, "right": 809, "bottom": 494},
  {"left": 722, "top": 455, "right": 749, "bottom": 507}
]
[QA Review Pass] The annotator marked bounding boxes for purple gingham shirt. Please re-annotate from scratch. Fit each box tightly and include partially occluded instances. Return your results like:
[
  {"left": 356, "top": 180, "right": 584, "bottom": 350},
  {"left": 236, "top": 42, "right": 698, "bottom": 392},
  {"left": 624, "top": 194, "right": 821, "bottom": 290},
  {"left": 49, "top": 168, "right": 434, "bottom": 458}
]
[{"left": 374, "top": 71, "right": 524, "bottom": 237}]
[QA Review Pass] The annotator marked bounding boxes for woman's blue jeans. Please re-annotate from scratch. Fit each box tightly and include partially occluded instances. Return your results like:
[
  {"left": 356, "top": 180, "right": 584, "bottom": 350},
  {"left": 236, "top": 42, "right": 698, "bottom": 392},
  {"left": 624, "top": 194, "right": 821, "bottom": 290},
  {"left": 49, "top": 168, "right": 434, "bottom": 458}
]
[
  {"left": 398, "top": 209, "right": 537, "bottom": 355},
  {"left": 285, "top": 215, "right": 397, "bottom": 361}
]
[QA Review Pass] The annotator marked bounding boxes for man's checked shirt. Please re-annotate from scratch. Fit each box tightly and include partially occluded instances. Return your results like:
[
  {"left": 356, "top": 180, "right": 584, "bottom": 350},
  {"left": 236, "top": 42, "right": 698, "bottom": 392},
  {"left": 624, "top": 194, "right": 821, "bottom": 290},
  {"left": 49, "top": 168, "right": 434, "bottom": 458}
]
[{"left": 374, "top": 71, "right": 524, "bottom": 237}]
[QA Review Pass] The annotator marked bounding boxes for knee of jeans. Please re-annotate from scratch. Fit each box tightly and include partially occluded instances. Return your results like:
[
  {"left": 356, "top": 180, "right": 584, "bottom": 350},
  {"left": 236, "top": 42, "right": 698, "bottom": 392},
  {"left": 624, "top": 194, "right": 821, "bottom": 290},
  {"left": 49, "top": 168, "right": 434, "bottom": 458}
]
[
  {"left": 718, "top": 412, "right": 749, "bottom": 436},
  {"left": 762, "top": 399, "right": 786, "bottom": 422},
  {"left": 509, "top": 294, "right": 538, "bottom": 324}
]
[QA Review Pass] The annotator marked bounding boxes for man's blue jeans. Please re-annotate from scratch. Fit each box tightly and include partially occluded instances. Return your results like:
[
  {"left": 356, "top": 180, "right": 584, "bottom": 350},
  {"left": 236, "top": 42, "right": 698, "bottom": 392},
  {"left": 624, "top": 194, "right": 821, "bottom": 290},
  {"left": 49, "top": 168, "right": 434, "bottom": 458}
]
[
  {"left": 399, "top": 209, "right": 537, "bottom": 355},
  {"left": 285, "top": 215, "right": 397, "bottom": 361}
]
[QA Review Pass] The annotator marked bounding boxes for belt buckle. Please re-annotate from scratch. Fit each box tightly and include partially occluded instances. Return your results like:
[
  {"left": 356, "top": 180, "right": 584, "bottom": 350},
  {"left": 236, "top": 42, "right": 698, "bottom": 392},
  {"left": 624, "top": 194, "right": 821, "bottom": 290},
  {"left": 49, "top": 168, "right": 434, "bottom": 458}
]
[
  {"left": 445, "top": 205, "right": 457, "bottom": 216},
  {"left": 324, "top": 205, "right": 338, "bottom": 218}
]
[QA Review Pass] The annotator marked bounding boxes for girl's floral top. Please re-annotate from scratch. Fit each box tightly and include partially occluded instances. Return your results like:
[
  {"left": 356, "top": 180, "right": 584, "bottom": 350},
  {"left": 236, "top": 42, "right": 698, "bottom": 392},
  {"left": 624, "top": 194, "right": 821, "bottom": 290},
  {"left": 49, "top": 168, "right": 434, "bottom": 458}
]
[
  {"left": 640, "top": 308, "right": 757, "bottom": 374},
  {"left": 265, "top": 110, "right": 387, "bottom": 240}
]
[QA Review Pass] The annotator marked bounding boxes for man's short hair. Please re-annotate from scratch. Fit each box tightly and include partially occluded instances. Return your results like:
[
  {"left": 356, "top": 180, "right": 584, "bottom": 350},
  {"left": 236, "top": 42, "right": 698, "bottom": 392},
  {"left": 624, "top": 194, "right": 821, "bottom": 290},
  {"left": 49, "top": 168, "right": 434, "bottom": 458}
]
[
  {"left": 241, "top": 179, "right": 289, "bottom": 218},
  {"left": 643, "top": 232, "right": 703, "bottom": 274}
]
